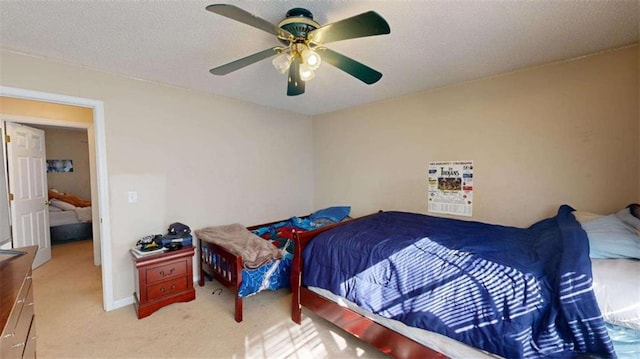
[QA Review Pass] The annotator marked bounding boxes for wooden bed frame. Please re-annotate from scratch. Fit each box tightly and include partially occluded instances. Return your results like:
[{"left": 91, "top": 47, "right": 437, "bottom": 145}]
[
  {"left": 198, "top": 217, "right": 306, "bottom": 323},
  {"left": 290, "top": 217, "right": 447, "bottom": 359}
]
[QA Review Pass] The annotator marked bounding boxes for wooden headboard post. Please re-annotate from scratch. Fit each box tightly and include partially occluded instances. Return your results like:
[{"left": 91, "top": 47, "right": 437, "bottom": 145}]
[{"left": 291, "top": 229, "right": 304, "bottom": 324}]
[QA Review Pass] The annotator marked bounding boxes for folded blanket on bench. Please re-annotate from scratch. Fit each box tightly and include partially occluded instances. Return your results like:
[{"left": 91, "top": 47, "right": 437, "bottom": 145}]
[{"left": 196, "top": 223, "right": 281, "bottom": 269}]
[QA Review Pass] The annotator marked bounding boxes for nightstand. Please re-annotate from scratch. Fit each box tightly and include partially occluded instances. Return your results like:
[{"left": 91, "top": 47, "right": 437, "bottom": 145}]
[{"left": 130, "top": 246, "right": 196, "bottom": 319}]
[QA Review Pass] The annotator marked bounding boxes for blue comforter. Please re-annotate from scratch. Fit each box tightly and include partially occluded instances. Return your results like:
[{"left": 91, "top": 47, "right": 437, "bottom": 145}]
[{"left": 303, "top": 206, "right": 615, "bottom": 358}]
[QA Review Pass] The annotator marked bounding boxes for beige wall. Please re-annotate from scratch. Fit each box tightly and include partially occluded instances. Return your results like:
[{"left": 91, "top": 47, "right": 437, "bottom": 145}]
[
  {"left": 0, "top": 50, "right": 314, "bottom": 302},
  {"left": 38, "top": 128, "right": 92, "bottom": 200},
  {"left": 313, "top": 45, "right": 639, "bottom": 227}
]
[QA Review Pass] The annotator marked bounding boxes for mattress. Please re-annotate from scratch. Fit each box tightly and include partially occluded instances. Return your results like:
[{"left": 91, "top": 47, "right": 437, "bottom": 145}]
[{"left": 49, "top": 210, "right": 80, "bottom": 227}]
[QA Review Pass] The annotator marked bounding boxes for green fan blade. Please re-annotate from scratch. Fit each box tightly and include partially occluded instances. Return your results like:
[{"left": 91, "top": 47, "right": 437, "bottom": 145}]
[
  {"left": 210, "top": 48, "right": 280, "bottom": 75},
  {"left": 308, "top": 11, "right": 390, "bottom": 46},
  {"left": 317, "top": 48, "right": 382, "bottom": 84},
  {"left": 287, "top": 56, "right": 305, "bottom": 96},
  {"left": 206, "top": 4, "right": 292, "bottom": 40}
]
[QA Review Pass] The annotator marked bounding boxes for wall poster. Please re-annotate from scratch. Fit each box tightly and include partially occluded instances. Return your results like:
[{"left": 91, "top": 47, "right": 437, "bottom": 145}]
[
  {"left": 47, "top": 159, "right": 74, "bottom": 173},
  {"left": 428, "top": 160, "right": 473, "bottom": 216}
]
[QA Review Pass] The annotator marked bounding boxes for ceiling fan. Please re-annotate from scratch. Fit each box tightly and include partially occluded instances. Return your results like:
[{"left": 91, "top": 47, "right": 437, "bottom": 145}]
[{"left": 206, "top": 4, "right": 391, "bottom": 96}]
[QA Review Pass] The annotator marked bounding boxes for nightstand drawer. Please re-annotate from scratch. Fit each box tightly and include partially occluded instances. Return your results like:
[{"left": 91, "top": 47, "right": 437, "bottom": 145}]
[
  {"left": 147, "top": 277, "right": 188, "bottom": 300},
  {"left": 146, "top": 260, "right": 187, "bottom": 283}
]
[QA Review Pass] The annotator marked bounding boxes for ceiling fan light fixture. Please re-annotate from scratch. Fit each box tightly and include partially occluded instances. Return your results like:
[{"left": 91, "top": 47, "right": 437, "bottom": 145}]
[
  {"left": 299, "top": 63, "right": 315, "bottom": 81},
  {"left": 272, "top": 52, "right": 293, "bottom": 74}
]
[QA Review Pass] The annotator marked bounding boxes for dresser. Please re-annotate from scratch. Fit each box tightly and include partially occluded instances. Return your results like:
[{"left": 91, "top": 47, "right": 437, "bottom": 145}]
[
  {"left": 131, "top": 246, "right": 196, "bottom": 319},
  {"left": 0, "top": 246, "right": 37, "bottom": 359}
]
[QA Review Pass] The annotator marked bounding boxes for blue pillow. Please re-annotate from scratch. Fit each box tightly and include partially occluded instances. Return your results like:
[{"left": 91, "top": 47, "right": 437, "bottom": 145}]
[
  {"left": 309, "top": 206, "right": 351, "bottom": 223},
  {"left": 582, "top": 214, "right": 640, "bottom": 259}
]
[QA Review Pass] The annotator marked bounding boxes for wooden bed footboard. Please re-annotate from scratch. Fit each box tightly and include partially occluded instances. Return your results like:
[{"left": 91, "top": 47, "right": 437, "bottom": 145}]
[
  {"left": 198, "top": 216, "right": 309, "bottom": 323},
  {"left": 198, "top": 240, "right": 244, "bottom": 322},
  {"left": 290, "top": 215, "right": 446, "bottom": 359}
]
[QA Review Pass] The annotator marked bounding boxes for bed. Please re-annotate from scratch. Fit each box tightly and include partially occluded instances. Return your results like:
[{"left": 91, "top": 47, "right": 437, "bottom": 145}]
[
  {"left": 291, "top": 205, "right": 640, "bottom": 358},
  {"left": 197, "top": 206, "right": 351, "bottom": 322},
  {"left": 48, "top": 190, "right": 93, "bottom": 243}
]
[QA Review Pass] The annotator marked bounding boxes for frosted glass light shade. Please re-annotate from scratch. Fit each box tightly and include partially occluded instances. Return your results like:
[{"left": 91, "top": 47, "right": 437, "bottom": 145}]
[
  {"left": 299, "top": 63, "right": 315, "bottom": 81},
  {"left": 301, "top": 47, "right": 321, "bottom": 70},
  {"left": 272, "top": 52, "right": 293, "bottom": 74}
]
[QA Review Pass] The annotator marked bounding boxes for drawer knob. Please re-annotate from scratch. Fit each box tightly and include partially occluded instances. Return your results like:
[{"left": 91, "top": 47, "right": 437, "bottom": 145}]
[
  {"left": 159, "top": 268, "right": 175, "bottom": 277},
  {"left": 3, "top": 332, "right": 15, "bottom": 338},
  {"left": 11, "top": 342, "right": 25, "bottom": 349}
]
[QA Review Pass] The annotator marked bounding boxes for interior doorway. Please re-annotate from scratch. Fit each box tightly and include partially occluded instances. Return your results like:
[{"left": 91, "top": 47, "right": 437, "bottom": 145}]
[{"left": 0, "top": 86, "right": 115, "bottom": 312}]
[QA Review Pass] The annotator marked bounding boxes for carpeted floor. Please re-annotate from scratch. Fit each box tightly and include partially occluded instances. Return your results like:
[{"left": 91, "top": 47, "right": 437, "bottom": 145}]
[{"left": 31, "top": 240, "right": 388, "bottom": 358}]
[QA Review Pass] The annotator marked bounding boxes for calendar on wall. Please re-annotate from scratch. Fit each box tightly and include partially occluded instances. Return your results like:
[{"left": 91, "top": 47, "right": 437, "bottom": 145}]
[{"left": 428, "top": 161, "right": 473, "bottom": 216}]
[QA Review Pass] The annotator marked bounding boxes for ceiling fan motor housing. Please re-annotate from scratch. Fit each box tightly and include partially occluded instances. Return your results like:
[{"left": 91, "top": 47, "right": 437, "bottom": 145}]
[{"left": 278, "top": 8, "right": 319, "bottom": 44}]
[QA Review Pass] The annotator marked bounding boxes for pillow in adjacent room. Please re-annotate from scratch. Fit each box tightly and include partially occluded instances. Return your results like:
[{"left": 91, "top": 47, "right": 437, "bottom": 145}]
[
  {"left": 49, "top": 198, "right": 77, "bottom": 211},
  {"left": 581, "top": 214, "right": 640, "bottom": 259},
  {"left": 309, "top": 206, "right": 351, "bottom": 223},
  {"left": 591, "top": 258, "right": 640, "bottom": 330}
]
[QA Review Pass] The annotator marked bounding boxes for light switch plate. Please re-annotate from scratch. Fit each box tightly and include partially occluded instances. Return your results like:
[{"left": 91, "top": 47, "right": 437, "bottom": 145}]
[{"left": 127, "top": 191, "right": 138, "bottom": 203}]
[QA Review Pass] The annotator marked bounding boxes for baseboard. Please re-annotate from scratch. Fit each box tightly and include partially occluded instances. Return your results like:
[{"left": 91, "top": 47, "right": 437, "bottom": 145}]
[{"left": 112, "top": 296, "right": 135, "bottom": 310}]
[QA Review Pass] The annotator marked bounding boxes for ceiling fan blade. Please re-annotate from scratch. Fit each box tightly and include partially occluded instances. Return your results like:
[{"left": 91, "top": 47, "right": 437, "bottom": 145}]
[
  {"left": 307, "top": 11, "right": 390, "bottom": 46},
  {"left": 287, "top": 56, "right": 305, "bottom": 96},
  {"left": 210, "top": 48, "right": 280, "bottom": 75},
  {"left": 317, "top": 48, "right": 382, "bottom": 85},
  {"left": 206, "top": 4, "right": 292, "bottom": 40}
]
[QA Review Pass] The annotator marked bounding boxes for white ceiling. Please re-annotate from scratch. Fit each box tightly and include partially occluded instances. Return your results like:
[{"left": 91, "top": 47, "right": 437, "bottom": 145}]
[{"left": 1, "top": 1, "right": 638, "bottom": 116}]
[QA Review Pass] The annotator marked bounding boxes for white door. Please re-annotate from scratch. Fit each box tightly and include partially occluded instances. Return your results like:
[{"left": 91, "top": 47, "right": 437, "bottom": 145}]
[{"left": 6, "top": 122, "right": 51, "bottom": 268}]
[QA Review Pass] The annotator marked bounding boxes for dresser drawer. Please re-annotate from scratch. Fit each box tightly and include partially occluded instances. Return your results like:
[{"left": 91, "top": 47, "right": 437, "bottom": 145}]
[
  {"left": 146, "top": 260, "right": 187, "bottom": 284},
  {"left": 1, "top": 276, "right": 33, "bottom": 355},
  {"left": 22, "top": 317, "right": 36, "bottom": 359},
  {"left": 12, "top": 284, "right": 34, "bottom": 353},
  {"left": 147, "top": 276, "right": 188, "bottom": 300},
  {"left": 2, "top": 276, "right": 32, "bottom": 335}
]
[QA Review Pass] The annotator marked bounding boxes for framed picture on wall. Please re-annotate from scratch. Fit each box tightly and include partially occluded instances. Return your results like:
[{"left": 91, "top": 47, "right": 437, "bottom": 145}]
[{"left": 46, "top": 159, "right": 73, "bottom": 173}]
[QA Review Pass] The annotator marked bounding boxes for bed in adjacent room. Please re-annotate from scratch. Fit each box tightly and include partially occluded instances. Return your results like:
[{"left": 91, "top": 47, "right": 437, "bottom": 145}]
[
  {"left": 48, "top": 190, "right": 93, "bottom": 243},
  {"left": 291, "top": 204, "right": 640, "bottom": 358}
]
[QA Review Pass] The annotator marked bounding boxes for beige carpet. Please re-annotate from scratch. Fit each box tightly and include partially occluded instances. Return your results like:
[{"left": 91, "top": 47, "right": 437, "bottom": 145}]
[{"left": 32, "top": 240, "right": 389, "bottom": 358}]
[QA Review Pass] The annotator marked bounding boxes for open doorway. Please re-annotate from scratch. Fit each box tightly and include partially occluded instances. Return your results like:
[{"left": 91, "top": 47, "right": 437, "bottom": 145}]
[
  {"left": 30, "top": 125, "right": 93, "bottom": 246},
  {"left": 0, "top": 86, "right": 115, "bottom": 312}
]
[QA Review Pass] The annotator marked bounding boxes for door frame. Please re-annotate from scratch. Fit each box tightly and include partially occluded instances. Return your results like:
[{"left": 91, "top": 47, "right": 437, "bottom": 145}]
[{"left": 0, "top": 85, "right": 115, "bottom": 312}]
